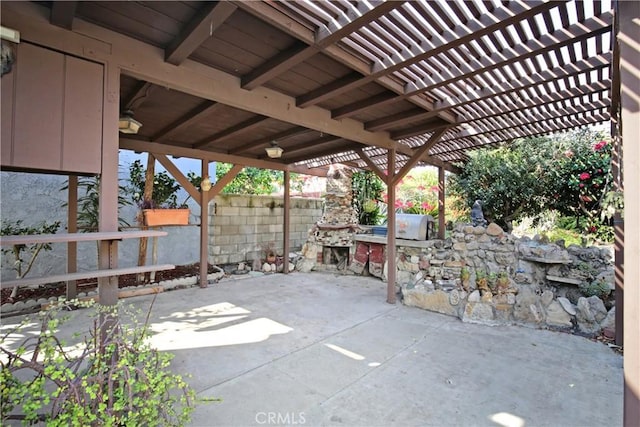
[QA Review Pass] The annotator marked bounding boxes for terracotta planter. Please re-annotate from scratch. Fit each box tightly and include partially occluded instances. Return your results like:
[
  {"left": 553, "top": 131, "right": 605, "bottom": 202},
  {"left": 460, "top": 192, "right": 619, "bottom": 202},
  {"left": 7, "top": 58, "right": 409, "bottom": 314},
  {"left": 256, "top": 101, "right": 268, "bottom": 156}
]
[{"left": 142, "top": 208, "right": 189, "bottom": 226}]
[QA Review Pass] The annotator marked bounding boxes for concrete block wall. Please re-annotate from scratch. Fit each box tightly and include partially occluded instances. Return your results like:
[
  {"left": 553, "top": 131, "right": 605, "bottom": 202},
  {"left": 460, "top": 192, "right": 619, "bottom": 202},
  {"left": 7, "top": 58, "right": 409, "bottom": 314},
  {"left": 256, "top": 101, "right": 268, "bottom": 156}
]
[{"left": 209, "top": 195, "right": 323, "bottom": 265}]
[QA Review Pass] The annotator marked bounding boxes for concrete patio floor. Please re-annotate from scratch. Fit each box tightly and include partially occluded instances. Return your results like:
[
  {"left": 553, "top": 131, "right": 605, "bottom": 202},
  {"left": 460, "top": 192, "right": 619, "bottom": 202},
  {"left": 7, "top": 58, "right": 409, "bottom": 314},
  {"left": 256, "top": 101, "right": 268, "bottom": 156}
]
[{"left": 3, "top": 272, "right": 623, "bottom": 426}]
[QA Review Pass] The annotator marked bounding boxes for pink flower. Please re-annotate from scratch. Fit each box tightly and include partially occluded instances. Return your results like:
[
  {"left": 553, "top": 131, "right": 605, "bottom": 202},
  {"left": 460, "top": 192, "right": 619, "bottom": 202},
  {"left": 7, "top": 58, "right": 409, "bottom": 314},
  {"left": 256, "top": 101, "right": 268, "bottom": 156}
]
[
  {"left": 417, "top": 185, "right": 426, "bottom": 191},
  {"left": 421, "top": 202, "right": 432, "bottom": 211},
  {"left": 394, "top": 199, "right": 404, "bottom": 209},
  {"left": 430, "top": 185, "right": 439, "bottom": 193},
  {"left": 564, "top": 150, "right": 574, "bottom": 158},
  {"left": 406, "top": 201, "right": 414, "bottom": 208},
  {"left": 579, "top": 172, "right": 590, "bottom": 180},
  {"left": 594, "top": 140, "right": 608, "bottom": 151},
  {"left": 579, "top": 183, "right": 584, "bottom": 188}
]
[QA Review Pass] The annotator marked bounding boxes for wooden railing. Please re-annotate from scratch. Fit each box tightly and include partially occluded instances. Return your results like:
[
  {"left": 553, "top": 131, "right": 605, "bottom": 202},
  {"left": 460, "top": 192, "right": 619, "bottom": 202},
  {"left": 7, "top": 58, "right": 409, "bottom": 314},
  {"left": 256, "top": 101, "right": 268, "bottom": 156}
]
[{"left": 0, "top": 230, "right": 174, "bottom": 289}]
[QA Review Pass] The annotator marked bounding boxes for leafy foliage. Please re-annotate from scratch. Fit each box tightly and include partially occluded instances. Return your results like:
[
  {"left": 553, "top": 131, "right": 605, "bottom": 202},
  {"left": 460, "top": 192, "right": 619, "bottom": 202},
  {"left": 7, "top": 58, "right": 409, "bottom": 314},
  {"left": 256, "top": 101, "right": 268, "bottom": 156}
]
[
  {"left": 1, "top": 220, "right": 62, "bottom": 299},
  {"left": 128, "top": 160, "right": 182, "bottom": 208},
  {"left": 61, "top": 176, "right": 131, "bottom": 232},
  {"left": 215, "top": 163, "right": 282, "bottom": 195},
  {"left": 450, "top": 129, "right": 614, "bottom": 241},
  {"left": 0, "top": 300, "right": 197, "bottom": 426},
  {"left": 351, "top": 171, "right": 385, "bottom": 225},
  {"left": 394, "top": 169, "right": 439, "bottom": 217}
]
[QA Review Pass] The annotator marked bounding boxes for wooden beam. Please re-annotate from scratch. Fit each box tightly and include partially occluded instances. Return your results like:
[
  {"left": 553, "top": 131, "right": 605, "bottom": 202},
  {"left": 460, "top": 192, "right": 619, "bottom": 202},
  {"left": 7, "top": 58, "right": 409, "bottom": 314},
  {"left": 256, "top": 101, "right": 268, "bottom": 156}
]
[
  {"left": 123, "top": 81, "right": 155, "bottom": 111},
  {"left": 152, "top": 100, "right": 217, "bottom": 141},
  {"left": 386, "top": 148, "right": 396, "bottom": 304},
  {"left": 390, "top": 119, "right": 452, "bottom": 140},
  {"left": 332, "top": 92, "right": 397, "bottom": 119},
  {"left": 199, "top": 158, "right": 209, "bottom": 288},
  {"left": 230, "top": 127, "right": 311, "bottom": 155},
  {"left": 391, "top": 128, "right": 447, "bottom": 185},
  {"left": 120, "top": 138, "right": 289, "bottom": 171},
  {"left": 154, "top": 154, "right": 200, "bottom": 204},
  {"left": 283, "top": 170, "right": 291, "bottom": 274},
  {"left": 619, "top": 0, "right": 640, "bottom": 423},
  {"left": 242, "top": 42, "right": 316, "bottom": 90},
  {"left": 297, "top": 72, "right": 363, "bottom": 108},
  {"left": 282, "top": 142, "right": 361, "bottom": 164},
  {"left": 354, "top": 148, "right": 386, "bottom": 181},
  {"left": 438, "top": 167, "right": 446, "bottom": 238},
  {"left": 192, "top": 116, "right": 270, "bottom": 149},
  {"left": 208, "top": 164, "right": 243, "bottom": 202},
  {"left": 66, "top": 175, "right": 77, "bottom": 300},
  {"left": 165, "top": 2, "right": 237, "bottom": 65},
  {"left": 50, "top": 1, "right": 77, "bottom": 30},
  {"left": 273, "top": 135, "right": 342, "bottom": 157}
]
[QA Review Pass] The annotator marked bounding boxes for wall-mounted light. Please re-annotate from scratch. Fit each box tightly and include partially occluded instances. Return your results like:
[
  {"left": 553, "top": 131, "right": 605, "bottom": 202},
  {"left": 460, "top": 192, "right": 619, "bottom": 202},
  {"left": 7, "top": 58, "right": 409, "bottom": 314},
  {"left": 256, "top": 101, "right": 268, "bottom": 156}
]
[
  {"left": 201, "top": 176, "right": 212, "bottom": 192},
  {"left": 265, "top": 141, "right": 284, "bottom": 158},
  {"left": 118, "top": 110, "right": 142, "bottom": 134}
]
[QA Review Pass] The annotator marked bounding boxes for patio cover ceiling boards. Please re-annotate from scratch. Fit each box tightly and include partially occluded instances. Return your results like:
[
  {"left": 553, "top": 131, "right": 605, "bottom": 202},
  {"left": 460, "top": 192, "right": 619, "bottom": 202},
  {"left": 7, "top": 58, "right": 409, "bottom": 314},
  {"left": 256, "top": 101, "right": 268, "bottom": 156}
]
[{"left": 8, "top": 0, "right": 613, "bottom": 174}]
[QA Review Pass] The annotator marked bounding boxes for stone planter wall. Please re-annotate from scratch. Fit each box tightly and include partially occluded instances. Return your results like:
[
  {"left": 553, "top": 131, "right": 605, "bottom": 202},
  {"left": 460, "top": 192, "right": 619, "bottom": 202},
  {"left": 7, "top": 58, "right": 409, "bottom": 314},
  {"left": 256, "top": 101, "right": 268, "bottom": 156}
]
[{"left": 374, "top": 223, "right": 614, "bottom": 336}]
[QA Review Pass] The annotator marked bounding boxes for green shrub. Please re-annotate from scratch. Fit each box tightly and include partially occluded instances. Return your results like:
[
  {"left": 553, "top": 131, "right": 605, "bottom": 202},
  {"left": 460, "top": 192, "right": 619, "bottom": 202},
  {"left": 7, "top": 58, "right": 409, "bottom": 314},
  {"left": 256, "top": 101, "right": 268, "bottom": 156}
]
[{"left": 1, "top": 300, "right": 196, "bottom": 426}]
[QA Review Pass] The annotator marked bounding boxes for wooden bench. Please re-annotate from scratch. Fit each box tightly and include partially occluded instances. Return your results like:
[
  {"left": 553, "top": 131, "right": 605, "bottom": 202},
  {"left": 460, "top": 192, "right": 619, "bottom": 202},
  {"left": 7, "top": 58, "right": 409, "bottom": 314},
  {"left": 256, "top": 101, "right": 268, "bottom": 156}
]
[{"left": 0, "top": 230, "right": 174, "bottom": 290}]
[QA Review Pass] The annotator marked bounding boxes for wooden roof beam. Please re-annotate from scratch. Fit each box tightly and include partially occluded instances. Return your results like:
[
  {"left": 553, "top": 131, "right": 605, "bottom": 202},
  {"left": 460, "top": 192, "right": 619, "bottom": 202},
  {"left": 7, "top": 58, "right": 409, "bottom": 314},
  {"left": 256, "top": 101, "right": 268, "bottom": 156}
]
[
  {"left": 296, "top": 2, "right": 562, "bottom": 107},
  {"left": 406, "top": 13, "right": 613, "bottom": 98},
  {"left": 50, "top": 1, "right": 77, "bottom": 30},
  {"left": 123, "top": 81, "right": 155, "bottom": 111},
  {"left": 229, "top": 126, "right": 311, "bottom": 155},
  {"left": 391, "top": 128, "right": 448, "bottom": 186},
  {"left": 283, "top": 142, "right": 362, "bottom": 164},
  {"left": 354, "top": 147, "right": 386, "bottom": 181},
  {"left": 241, "top": 1, "right": 400, "bottom": 90},
  {"left": 279, "top": 135, "right": 343, "bottom": 156},
  {"left": 165, "top": 2, "right": 237, "bottom": 65},
  {"left": 390, "top": 119, "right": 454, "bottom": 140},
  {"left": 192, "top": 116, "right": 270, "bottom": 149},
  {"left": 152, "top": 100, "right": 218, "bottom": 141}
]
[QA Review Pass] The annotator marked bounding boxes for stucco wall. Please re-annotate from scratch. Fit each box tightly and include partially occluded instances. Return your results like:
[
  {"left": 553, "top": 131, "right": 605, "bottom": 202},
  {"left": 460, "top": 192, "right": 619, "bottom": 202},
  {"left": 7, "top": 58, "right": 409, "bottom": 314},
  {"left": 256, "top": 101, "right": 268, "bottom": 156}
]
[
  {"left": 1, "top": 171, "right": 201, "bottom": 281},
  {"left": 209, "top": 194, "right": 324, "bottom": 265}
]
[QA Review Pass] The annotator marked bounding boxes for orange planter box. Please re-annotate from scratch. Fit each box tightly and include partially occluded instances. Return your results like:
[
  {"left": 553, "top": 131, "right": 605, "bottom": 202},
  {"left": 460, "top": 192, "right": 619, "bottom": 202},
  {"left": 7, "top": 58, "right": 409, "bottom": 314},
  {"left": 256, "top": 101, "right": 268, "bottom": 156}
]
[{"left": 142, "top": 208, "right": 190, "bottom": 226}]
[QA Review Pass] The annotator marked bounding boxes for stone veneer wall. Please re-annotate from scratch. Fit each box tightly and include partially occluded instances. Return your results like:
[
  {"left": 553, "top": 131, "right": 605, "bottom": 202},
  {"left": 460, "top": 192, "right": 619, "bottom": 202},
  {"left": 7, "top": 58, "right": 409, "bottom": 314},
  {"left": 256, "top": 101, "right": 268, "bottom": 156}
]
[
  {"left": 209, "top": 195, "right": 323, "bottom": 265},
  {"left": 360, "top": 222, "right": 615, "bottom": 337}
]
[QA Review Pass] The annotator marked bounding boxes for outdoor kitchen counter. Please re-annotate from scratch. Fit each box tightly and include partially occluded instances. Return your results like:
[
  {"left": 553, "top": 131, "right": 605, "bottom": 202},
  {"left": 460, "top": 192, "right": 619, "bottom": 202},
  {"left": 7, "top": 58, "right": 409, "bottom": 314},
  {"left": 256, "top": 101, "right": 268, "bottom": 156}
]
[{"left": 353, "top": 234, "right": 436, "bottom": 249}]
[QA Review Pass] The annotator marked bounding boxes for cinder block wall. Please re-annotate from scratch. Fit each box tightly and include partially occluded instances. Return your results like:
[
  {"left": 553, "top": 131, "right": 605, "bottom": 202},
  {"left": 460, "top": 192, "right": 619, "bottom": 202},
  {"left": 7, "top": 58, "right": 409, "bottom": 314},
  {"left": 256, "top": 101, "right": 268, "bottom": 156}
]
[{"left": 209, "top": 195, "right": 323, "bottom": 265}]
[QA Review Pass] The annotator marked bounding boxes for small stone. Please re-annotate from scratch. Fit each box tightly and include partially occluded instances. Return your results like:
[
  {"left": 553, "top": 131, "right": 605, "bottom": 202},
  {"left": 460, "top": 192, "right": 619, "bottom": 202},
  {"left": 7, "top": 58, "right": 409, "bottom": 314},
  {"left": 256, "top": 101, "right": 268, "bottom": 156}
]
[
  {"left": 600, "top": 306, "right": 616, "bottom": 331},
  {"left": 262, "top": 262, "right": 272, "bottom": 272},
  {"left": 449, "top": 289, "right": 461, "bottom": 306},
  {"left": 540, "top": 290, "right": 554, "bottom": 307},
  {"left": 481, "top": 291, "right": 493, "bottom": 303},
  {"left": 507, "top": 293, "right": 516, "bottom": 304},
  {"left": 557, "top": 297, "right": 577, "bottom": 315},
  {"left": 410, "top": 255, "right": 419, "bottom": 264},
  {"left": 546, "top": 300, "right": 572, "bottom": 327},
  {"left": 486, "top": 222, "right": 504, "bottom": 237},
  {"left": 468, "top": 290, "right": 481, "bottom": 302},
  {"left": 462, "top": 302, "right": 495, "bottom": 324},
  {"left": 576, "top": 296, "right": 607, "bottom": 334}
]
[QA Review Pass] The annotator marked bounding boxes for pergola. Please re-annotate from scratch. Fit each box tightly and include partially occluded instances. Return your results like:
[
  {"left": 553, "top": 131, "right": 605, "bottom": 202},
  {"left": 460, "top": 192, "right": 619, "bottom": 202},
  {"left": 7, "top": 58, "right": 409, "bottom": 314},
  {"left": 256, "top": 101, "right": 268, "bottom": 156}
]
[{"left": 0, "top": 1, "right": 637, "bottom": 422}]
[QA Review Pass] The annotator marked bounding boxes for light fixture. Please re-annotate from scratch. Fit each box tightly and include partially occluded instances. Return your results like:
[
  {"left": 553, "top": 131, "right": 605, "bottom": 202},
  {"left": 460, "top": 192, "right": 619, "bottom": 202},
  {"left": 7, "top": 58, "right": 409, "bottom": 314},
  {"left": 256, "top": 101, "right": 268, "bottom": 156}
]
[
  {"left": 265, "top": 141, "right": 284, "bottom": 158},
  {"left": 201, "top": 176, "right": 212, "bottom": 192},
  {"left": 118, "top": 110, "right": 142, "bottom": 134}
]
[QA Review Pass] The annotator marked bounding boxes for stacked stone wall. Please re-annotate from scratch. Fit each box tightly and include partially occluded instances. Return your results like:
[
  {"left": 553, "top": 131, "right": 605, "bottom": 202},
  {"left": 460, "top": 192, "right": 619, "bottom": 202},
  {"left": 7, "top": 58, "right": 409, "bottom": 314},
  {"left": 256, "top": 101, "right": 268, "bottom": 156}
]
[
  {"left": 374, "top": 223, "right": 615, "bottom": 336},
  {"left": 209, "top": 195, "right": 323, "bottom": 265}
]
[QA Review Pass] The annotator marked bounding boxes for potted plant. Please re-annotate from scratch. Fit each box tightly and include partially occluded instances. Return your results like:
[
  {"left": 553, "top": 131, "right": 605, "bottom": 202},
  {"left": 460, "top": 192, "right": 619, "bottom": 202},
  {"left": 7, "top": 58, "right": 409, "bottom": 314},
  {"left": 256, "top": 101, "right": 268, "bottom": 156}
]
[
  {"left": 475, "top": 269, "right": 489, "bottom": 292},
  {"left": 128, "top": 160, "right": 200, "bottom": 226},
  {"left": 261, "top": 241, "right": 277, "bottom": 264}
]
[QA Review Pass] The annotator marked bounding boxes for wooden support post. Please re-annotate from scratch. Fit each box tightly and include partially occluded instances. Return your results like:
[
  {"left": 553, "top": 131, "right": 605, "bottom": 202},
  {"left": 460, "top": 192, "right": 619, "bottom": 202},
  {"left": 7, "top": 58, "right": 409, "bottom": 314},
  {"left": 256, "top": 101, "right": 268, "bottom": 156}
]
[
  {"left": 66, "top": 175, "right": 78, "bottom": 299},
  {"left": 283, "top": 170, "right": 291, "bottom": 274},
  {"left": 386, "top": 149, "right": 396, "bottom": 304},
  {"left": 611, "top": 121, "right": 624, "bottom": 347},
  {"left": 438, "top": 166, "right": 445, "bottom": 239},
  {"left": 200, "top": 159, "right": 209, "bottom": 287},
  {"left": 137, "top": 153, "right": 155, "bottom": 283},
  {"left": 97, "top": 62, "right": 120, "bottom": 307},
  {"left": 619, "top": 1, "right": 640, "bottom": 423}
]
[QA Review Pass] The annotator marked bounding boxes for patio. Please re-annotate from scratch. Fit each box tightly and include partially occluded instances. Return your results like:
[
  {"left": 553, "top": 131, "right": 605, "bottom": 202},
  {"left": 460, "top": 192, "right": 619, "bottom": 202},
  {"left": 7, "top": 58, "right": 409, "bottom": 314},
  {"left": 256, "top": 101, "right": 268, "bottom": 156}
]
[{"left": 3, "top": 272, "right": 622, "bottom": 426}]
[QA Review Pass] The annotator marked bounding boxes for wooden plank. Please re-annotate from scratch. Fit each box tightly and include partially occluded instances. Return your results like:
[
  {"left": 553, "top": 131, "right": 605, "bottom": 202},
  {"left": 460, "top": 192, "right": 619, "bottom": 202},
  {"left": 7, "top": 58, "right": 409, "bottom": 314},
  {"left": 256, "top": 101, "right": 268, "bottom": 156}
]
[
  {"left": 1, "top": 264, "right": 175, "bottom": 289},
  {"left": 42, "top": 285, "right": 165, "bottom": 309},
  {"left": 0, "top": 230, "right": 168, "bottom": 246}
]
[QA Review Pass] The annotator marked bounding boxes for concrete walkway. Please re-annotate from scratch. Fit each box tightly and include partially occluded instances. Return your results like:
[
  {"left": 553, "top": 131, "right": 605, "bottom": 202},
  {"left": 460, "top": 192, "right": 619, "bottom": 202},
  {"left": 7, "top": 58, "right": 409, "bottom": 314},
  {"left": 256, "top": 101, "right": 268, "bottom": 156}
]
[{"left": 2, "top": 272, "right": 623, "bottom": 426}]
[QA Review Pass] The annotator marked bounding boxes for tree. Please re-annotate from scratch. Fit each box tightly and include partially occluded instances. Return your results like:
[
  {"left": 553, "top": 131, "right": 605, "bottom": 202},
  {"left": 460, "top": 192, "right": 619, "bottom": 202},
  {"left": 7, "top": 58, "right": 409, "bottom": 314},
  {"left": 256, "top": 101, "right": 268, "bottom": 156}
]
[
  {"left": 351, "top": 171, "right": 385, "bottom": 225},
  {"left": 449, "top": 140, "right": 549, "bottom": 230},
  {"left": 449, "top": 128, "right": 613, "bottom": 239},
  {"left": 215, "top": 163, "right": 281, "bottom": 195}
]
